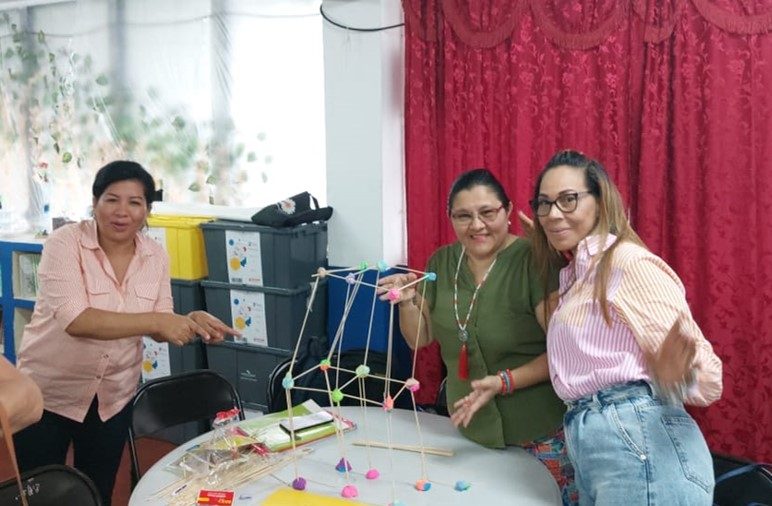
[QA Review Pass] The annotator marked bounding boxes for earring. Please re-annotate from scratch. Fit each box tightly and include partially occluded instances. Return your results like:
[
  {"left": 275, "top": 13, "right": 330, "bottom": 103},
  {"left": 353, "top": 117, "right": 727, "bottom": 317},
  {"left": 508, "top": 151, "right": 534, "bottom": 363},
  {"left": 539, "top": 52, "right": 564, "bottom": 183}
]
[{"left": 507, "top": 220, "right": 511, "bottom": 226}]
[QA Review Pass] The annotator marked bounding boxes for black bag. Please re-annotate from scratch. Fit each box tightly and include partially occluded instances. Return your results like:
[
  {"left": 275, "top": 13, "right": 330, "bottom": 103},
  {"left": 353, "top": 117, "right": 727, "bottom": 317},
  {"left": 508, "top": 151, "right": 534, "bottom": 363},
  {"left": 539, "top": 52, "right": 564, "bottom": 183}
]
[
  {"left": 712, "top": 453, "right": 772, "bottom": 506},
  {"left": 251, "top": 191, "right": 333, "bottom": 228}
]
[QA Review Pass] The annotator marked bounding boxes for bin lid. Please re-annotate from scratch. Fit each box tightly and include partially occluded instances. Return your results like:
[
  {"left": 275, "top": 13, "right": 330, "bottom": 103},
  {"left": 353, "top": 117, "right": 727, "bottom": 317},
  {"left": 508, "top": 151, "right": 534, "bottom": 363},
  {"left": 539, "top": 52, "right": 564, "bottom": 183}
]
[
  {"left": 200, "top": 220, "right": 326, "bottom": 234},
  {"left": 201, "top": 278, "right": 323, "bottom": 296},
  {"left": 147, "top": 214, "right": 214, "bottom": 228}
]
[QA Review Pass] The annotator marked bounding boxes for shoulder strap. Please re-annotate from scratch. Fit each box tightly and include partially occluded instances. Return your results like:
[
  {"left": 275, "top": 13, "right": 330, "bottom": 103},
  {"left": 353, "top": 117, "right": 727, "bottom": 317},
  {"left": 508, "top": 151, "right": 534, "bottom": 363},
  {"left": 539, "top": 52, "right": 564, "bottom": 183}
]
[{"left": 0, "top": 405, "right": 30, "bottom": 506}]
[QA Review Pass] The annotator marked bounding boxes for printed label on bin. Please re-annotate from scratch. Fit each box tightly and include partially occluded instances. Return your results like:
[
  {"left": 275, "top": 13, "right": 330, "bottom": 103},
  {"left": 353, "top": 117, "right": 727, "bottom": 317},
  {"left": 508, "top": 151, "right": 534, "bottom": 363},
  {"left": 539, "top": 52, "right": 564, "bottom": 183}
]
[
  {"left": 230, "top": 289, "right": 268, "bottom": 346},
  {"left": 141, "top": 337, "right": 171, "bottom": 380},
  {"left": 225, "top": 230, "right": 263, "bottom": 285},
  {"left": 144, "top": 227, "right": 167, "bottom": 252}
]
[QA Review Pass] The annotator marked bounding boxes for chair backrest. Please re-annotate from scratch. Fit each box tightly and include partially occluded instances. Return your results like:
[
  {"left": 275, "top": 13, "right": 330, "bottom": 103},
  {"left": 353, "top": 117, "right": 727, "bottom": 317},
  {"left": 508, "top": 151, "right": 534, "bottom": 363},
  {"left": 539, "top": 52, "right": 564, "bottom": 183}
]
[
  {"left": 128, "top": 369, "right": 244, "bottom": 487},
  {"left": 435, "top": 377, "right": 448, "bottom": 417},
  {"left": 0, "top": 464, "right": 101, "bottom": 506},
  {"left": 712, "top": 453, "right": 772, "bottom": 506}
]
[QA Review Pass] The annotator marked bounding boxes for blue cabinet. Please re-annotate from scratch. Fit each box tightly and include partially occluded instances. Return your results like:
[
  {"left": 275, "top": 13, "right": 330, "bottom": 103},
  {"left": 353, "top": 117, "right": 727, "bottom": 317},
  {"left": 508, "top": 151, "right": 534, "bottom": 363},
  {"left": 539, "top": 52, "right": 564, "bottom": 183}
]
[{"left": 0, "top": 236, "right": 45, "bottom": 363}]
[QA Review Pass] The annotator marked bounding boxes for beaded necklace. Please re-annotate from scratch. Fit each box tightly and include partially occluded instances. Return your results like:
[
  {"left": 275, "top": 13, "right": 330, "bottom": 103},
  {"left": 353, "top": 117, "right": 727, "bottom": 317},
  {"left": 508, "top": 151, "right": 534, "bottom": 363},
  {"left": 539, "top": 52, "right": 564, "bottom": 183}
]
[{"left": 453, "top": 247, "right": 497, "bottom": 380}]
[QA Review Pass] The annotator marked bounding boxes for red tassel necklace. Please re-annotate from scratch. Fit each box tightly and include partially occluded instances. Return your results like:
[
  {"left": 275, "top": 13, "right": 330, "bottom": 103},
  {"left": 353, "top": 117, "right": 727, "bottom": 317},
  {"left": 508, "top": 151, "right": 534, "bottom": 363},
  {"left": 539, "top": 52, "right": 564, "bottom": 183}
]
[{"left": 453, "top": 247, "right": 498, "bottom": 380}]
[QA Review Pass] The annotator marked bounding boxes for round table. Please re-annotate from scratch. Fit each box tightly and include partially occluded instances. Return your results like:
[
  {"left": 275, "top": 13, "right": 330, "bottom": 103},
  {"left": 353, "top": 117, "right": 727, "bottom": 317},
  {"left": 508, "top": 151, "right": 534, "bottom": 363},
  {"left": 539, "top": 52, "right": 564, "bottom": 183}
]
[{"left": 130, "top": 406, "right": 562, "bottom": 505}]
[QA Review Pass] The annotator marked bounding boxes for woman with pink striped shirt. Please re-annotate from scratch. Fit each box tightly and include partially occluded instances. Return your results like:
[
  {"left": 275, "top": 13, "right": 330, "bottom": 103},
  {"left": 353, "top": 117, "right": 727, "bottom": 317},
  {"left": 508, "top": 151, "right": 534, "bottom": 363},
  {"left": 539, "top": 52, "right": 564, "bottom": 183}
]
[
  {"left": 528, "top": 150, "right": 722, "bottom": 505},
  {"left": 14, "top": 161, "right": 238, "bottom": 505}
]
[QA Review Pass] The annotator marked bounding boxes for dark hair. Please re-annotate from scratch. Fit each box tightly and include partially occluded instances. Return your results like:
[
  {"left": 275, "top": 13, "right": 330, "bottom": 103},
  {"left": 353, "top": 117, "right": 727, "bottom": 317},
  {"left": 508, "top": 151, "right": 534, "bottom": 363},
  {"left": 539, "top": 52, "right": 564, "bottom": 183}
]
[
  {"left": 447, "top": 168, "right": 510, "bottom": 215},
  {"left": 92, "top": 160, "right": 156, "bottom": 209},
  {"left": 531, "top": 149, "right": 645, "bottom": 325}
]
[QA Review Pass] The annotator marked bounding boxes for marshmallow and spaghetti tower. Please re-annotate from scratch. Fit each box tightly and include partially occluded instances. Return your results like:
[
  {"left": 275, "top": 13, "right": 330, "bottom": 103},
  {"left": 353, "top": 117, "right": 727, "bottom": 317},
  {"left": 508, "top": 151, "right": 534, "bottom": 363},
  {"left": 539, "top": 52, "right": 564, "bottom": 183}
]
[{"left": 280, "top": 261, "right": 436, "bottom": 504}]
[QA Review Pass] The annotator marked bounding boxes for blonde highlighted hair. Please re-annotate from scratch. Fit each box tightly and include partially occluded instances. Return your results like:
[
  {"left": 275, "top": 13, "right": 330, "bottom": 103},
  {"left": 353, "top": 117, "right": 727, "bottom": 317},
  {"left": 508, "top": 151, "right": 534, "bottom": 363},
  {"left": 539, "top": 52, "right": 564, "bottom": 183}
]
[{"left": 530, "top": 150, "right": 646, "bottom": 325}]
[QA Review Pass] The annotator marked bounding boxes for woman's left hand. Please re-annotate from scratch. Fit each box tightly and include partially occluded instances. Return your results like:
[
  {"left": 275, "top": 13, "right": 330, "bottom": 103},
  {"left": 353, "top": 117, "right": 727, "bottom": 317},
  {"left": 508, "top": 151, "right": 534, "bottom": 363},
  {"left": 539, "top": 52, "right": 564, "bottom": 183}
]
[
  {"left": 450, "top": 375, "right": 499, "bottom": 428},
  {"left": 187, "top": 311, "right": 241, "bottom": 343}
]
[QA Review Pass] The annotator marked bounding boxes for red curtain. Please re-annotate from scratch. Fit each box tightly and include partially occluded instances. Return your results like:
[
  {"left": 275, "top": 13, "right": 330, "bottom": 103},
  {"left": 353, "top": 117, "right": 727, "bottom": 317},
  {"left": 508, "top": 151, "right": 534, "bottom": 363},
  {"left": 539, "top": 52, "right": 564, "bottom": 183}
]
[{"left": 403, "top": 0, "right": 772, "bottom": 462}]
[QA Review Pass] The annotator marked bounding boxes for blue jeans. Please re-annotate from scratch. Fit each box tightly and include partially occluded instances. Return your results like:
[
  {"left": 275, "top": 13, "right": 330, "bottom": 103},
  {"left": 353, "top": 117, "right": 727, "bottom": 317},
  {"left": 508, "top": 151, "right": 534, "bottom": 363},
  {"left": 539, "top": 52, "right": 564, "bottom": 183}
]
[{"left": 563, "top": 381, "right": 714, "bottom": 506}]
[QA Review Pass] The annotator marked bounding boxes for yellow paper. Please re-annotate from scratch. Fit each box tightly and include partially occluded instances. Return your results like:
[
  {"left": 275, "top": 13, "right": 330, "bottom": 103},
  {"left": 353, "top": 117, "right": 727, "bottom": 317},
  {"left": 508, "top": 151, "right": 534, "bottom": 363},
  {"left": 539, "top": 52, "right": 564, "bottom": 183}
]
[{"left": 262, "top": 488, "right": 366, "bottom": 506}]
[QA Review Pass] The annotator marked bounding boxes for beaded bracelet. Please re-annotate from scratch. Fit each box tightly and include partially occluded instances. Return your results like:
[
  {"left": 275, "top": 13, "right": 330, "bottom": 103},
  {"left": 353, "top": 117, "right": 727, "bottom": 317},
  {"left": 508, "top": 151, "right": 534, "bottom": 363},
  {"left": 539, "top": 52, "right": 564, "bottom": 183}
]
[{"left": 497, "top": 369, "right": 516, "bottom": 395}]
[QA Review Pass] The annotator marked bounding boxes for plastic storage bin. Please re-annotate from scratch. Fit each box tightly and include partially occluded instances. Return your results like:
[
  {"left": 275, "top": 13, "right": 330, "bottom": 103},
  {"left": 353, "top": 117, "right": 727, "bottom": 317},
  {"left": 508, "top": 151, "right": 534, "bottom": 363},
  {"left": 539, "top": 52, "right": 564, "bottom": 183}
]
[
  {"left": 169, "top": 278, "right": 208, "bottom": 373},
  {"left": 201, "top": 279, "right": 326, "bottom": 351},
  {"left": 200, "top": 220, "right": 327, "bottom": 289},
  {"left": 206, "top": 341, "right": 291, "bottom": 411},
  {"left": 327, "top": 267, "right": 412, "bottom": 380},
  {"left": 146, "top": 215, "right": 212, "bottom": 280},
  {"left": 142, "top": 278, "right": 208, "bottom": 444}
]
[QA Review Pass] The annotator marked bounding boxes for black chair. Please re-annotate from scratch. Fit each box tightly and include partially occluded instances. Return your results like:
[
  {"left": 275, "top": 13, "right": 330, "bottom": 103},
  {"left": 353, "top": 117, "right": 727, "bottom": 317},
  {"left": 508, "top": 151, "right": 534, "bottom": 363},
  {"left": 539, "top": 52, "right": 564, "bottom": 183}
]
[
  {"left": 435, "top": 376, "right": 448, "bottom": 417},
  {"left": 0, "top": 464, "right": 101, "bottom": 505},
  {"left": 712, "top": 452, "right": 772, "bottom": 506},
  {"left": 128, "top": 370, "right": 244, "bottom": 488}
]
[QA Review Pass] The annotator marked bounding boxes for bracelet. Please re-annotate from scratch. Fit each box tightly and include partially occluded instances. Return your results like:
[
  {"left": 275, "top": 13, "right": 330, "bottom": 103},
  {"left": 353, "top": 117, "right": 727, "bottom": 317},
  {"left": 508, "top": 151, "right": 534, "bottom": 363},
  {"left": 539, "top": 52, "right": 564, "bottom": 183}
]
[{"left": 497, "top": 369, "right": 516, "bottom": 395}]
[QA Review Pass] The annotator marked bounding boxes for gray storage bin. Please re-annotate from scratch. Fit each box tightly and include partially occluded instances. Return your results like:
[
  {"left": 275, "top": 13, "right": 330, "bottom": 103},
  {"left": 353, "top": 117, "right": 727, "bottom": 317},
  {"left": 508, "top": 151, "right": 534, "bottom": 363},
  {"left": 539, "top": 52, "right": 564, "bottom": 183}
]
[
  {"left": 200, "top": 220, "right": 327, "bottom": 289},
  {"left": 152, "top": 278, "right": 208, "bottom": 444},
  {"left": 201, "top": 279, "right": 326, "bottom": 351},
  {"left": 169, "top": 279, "right": 208, "bottom": 373},
  {"left": 205, "top": 342, "right": 290, "bottom": 411}
]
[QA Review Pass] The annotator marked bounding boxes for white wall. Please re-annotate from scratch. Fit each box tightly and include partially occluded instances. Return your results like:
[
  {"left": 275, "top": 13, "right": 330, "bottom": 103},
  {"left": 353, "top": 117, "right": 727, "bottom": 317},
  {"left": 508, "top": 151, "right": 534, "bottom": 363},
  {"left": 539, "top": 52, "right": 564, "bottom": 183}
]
[{"left": 322, "top": 0, "right": 405, "bottom": 267}]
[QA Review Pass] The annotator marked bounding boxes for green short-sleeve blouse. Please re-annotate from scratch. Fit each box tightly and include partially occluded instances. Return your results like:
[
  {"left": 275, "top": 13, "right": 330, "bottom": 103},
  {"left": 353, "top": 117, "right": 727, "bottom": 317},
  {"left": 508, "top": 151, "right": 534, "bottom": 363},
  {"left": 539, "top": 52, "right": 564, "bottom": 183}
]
[{"left": 421, "top": 238, "right": 565, "bottom": 447}]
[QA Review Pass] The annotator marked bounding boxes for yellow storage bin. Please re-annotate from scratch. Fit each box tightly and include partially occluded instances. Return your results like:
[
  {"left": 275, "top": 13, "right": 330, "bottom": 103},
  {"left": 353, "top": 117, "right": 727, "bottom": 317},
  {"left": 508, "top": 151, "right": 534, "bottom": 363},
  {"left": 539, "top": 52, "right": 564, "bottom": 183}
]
[{"left": 146, "top": 215, "right": 213, "bottom": 280}]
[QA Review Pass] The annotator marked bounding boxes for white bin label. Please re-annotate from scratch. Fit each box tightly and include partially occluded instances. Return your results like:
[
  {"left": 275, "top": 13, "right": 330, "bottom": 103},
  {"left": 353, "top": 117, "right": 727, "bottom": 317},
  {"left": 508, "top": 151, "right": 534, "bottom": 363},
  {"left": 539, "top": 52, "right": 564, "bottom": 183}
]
[
  {"left": 230, "top": 289, "right": 268, "bottom": 346},
  {"left": 141, "top": 336, "right": 171, "bottom": 380},
  {"left": 225, "top": 230, "right": 263, "bottom": 286}
]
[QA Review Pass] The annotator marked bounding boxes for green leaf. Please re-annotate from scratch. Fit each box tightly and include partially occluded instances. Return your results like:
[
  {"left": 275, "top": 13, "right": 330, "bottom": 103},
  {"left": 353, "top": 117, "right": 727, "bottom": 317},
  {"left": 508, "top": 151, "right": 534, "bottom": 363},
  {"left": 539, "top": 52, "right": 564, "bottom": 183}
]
[
  {"left": 49, "top": 52, "right": 55, "bottom": 63},
  {"left": 95, "top": 74, "right": 108, "bottom": 86},
  {"left": 247, "top": 152, "right": 257, "bottom": 162},
  {"left": 62, "top": 152, "right": 72, "bottom": 163},
  {"left": 188, "top": 182, "right": 201, "bottom": 192},
  {"left": 12, "top": 32, "right": 21, "bottom": 43},
  {"left": 53, "top": 142, "right": 60, "bottom": 154},
  {"left": 37, "top": 30, "right": 45, "bottom": 43},
  {"left": 205, "top": 175, "right": 218, "bottom": 185},
  {"left": 171, "top": 116, "right": 185, "bottom": 130}
]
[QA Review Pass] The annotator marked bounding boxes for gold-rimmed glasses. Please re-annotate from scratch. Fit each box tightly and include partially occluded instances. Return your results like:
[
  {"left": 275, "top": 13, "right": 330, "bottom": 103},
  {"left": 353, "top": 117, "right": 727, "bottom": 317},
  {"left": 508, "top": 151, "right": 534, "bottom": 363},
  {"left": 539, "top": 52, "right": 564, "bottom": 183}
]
[{"left": 450, "top": 204, "right": 505, "bottom": 226}]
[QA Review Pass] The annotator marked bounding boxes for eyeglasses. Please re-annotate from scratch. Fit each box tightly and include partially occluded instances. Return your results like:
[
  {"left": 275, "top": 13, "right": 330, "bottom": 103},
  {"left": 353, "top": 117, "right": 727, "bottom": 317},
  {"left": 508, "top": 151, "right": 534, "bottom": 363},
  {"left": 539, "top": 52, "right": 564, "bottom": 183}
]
[
  {"left": 450, "top": 205, "right": 505, "bottom": 226},
  {"left": 530, "top": 191, "right": 592, "bottom": 217}
]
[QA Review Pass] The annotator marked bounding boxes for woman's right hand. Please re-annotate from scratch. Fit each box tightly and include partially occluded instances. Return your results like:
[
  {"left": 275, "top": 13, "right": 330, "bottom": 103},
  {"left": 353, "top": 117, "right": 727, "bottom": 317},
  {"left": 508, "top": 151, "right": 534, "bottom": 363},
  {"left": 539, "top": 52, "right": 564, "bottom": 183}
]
[
  {"left": 151, "top": 313, "right": 209, "bottom": 346},
  {"left": 377, "top": 272, "right": 419, "bottom": 305},
  {"left": 451, "top": 375, "right": 500, "bottom": 428}
]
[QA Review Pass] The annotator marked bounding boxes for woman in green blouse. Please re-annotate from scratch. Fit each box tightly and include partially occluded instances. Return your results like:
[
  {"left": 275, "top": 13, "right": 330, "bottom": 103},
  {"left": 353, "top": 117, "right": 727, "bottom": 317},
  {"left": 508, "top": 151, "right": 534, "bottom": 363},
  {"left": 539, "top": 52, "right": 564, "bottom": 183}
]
[{"left": 380, "top": 168, "right": 576, "bottom": 505}]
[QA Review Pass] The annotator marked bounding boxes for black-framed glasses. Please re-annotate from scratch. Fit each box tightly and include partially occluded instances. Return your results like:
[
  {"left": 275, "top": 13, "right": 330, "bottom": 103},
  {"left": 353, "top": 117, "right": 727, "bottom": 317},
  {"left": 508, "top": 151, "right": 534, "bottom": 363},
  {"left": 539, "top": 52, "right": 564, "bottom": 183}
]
[
  {"left": 530, "top": 191, "right": 592, "bottom": 217},
  {"left": 450, "top": 204, "right": 505, "bottom": 226}
]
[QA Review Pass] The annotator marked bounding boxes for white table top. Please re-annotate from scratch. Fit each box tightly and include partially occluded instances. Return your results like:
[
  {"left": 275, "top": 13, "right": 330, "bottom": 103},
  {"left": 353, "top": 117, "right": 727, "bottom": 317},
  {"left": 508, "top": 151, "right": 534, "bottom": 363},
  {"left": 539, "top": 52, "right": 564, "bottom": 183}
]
[{"left": 130, "top": 407, "right": 561, "bottom": 506}]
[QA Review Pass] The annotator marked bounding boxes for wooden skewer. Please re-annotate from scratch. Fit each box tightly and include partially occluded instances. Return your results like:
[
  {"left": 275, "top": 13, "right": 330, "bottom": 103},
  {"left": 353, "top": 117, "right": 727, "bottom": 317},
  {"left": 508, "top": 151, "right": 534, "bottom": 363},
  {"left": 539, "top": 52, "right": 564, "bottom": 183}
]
[{"left": 352, "top": 439, "right": 454, "bottom": 457}]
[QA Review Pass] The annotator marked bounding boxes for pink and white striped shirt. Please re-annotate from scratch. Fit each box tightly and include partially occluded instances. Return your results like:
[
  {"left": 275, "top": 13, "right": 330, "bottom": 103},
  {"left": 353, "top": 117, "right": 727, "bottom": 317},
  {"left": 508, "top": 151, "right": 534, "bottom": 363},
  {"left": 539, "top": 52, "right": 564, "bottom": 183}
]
[
  {"left": 547, "top": 234, "right": 722, "bottom": 406},
  {"left": 17, "top": 220, "right": 173, "bottom": 422}
]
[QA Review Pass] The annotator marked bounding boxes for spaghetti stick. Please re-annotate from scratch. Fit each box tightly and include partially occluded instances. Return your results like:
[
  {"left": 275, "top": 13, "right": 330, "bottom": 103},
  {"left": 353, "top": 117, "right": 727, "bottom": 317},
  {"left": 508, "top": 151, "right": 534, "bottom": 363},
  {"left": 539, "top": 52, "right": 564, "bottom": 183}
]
[{"left": 351, "top": 440, "right": 454, "bottom": 457}]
